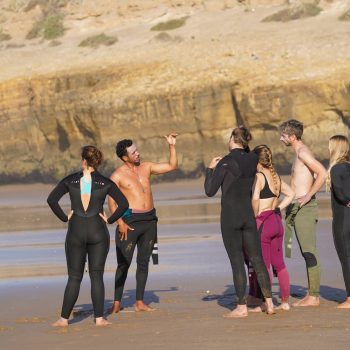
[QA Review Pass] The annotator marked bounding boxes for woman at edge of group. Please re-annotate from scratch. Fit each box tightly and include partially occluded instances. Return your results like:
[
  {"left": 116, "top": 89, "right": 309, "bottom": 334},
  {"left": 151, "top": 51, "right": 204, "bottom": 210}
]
[
  {"left": 47, "top": 145, "right": 129, "bottom": 326},
  {"left": 327, "top": 135, "right": 350, "bottom": 308},
  {"left": 205, "top": 126, "right": 274, "bottom": 318},
  {"left": 249, "top": 145, "right": 294, "bottom": 312}
]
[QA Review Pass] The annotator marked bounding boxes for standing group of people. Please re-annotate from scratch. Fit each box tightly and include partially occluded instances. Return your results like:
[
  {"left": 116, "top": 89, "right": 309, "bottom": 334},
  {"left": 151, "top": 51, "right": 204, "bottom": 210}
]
[
  {"left": 47, "top": 118, "right": 350, "bottom": 326},
  {"left": 205, "top": 119, "right": 350, "bottom": 317}
]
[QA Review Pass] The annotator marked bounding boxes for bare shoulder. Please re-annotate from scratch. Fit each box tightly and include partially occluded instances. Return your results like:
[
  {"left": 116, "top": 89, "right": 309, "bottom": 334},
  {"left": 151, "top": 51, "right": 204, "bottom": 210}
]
[
  {"left": 297, "top": 145, "right": 314, "bottom": 162},
  {"left": 110, "top": 167, "right": 124, "bottom": 184},
  {"left": 255, "top": 172, "right": 264, "bottom": 187},
  {"left": 140, "top": 161, "right": 153, "bottom": 171}
]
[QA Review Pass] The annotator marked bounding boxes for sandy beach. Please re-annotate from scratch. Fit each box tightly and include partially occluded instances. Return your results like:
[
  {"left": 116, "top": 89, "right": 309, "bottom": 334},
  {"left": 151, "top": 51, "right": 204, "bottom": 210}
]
[{"left": 1, "top": 179, "right": 349, "bottom": 350}]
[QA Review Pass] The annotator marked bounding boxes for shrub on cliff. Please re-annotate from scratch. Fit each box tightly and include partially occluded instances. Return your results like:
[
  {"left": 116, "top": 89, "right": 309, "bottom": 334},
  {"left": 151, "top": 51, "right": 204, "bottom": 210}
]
[
  {"left": 79, "top": 33, "right": 118, "bottom": 48},
  {"left": 26, "top": 13, "right": 65, "bottom": 40},
  {"left": 0, "top": 28, "right": 11, "bottom": 41},
  {"left": 339, "top": 9, "right": 350, "bottom": 21},
  {"left": 262, "top": 3, "right": 322, "bottom": 22},
  {"left": 151, "top": 17, "right": 188, "bottom": 31}
]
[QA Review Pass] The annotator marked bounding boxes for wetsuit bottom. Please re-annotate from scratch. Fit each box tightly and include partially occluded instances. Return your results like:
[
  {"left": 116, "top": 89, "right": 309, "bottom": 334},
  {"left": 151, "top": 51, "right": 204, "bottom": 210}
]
[
  {"left": 221, "top": 213, "right": 272, "bottom": 305},
  {"left": 285, "top": 199, "right": 320, "bottom": 297},
  {"left": 114, "top": 209, "right": 157, "bottom": 301},
  {"left": 332, "top": 207, "right": 350, "bottom": 296},
  {"left": 248, "top": 210, "right": 290, "bottom": 300},
  {"left": 61, "top": 215, "right": 110, "bottom": 319}
]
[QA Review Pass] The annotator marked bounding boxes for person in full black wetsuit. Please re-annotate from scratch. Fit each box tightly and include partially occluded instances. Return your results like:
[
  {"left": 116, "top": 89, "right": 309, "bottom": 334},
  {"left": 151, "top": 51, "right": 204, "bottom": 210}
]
[
  {"left": 328, "top": 135, "right": 350, "bottom": 308},
  {"left": 204, "top": 126, "right": 274, "bottom": 317},
  {"left": 47, "top": 145, "right": 129, "bottom": 327}
]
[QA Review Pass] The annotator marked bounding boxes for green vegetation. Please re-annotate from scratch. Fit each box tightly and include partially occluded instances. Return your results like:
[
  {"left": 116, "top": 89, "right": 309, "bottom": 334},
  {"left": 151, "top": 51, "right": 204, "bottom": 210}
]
[
  {"left": 26, "top": 13, "right": 65, "bottom": 40},
  {"left": 79, "top": 33, "right": 118, "bottom": 48},
  {"left": 0, "top": 28, "right": 11, "bottom": 41},
  {"left": 42, "top": 14, "right": 65, "bottom": 39},
  {"left": 150, "top": 17, "right": 188, "bottom": 31},
  {"left": 339, "top": 9, "right": 350, "bottom": 21},
  {"left": 262, "top": 3, "right": 322, "bottom": 22}
]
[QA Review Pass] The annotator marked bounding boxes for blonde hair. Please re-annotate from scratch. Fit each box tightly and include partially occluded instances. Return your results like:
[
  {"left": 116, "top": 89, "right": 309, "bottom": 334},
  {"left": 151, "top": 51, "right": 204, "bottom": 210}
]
[
  {"left": 253, "top": 144, "right": 280, "bottom": 194},
  {"left": 326, "top": 135, "right": 350, "bottom": 191}
]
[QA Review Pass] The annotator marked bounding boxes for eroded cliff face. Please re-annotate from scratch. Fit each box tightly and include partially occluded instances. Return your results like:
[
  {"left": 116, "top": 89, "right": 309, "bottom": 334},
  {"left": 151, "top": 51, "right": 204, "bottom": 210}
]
[
  {"left": 1, "top": 0, "right": 349, "bottom": 182},
  {"left": 1, "top": 69, "right": 349, "bottom": 183}
]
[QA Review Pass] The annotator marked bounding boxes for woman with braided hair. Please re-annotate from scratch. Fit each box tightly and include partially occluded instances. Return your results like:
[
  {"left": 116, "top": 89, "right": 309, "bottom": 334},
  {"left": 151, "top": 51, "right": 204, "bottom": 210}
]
[{"left": 248, "top": 145, "right": 294, "bottom": 311}]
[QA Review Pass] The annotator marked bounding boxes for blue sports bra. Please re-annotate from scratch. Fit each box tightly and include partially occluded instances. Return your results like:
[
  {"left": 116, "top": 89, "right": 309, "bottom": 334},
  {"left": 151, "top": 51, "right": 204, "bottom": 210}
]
[
  {"left": 259, "top": 172, "right": 280, "bottom": 199},
  {"left": 81, "top": 177, "right": 92, "bottom": 195}
]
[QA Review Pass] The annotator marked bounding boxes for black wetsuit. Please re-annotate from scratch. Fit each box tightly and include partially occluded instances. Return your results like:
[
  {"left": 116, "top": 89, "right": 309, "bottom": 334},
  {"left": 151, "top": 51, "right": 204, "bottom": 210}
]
[
  {"left": 204, "top": 148, "right": 272, "bottom": 304},
  {"left": 331, "top": 162, "right": 350, "bottom": 296},
  {"left": 47, "top": 170, "right": 129, "bottom": 319},
  {"left": 114, "top": 208, "right": 158, "bottom": 302}
]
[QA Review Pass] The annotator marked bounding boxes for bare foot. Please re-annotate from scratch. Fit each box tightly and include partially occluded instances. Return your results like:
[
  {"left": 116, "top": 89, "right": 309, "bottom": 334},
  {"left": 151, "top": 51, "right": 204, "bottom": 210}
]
[
  {"left": 52, "top": 317, "right": 68, "bottom": 327},
  {"left": 248, "top": 305, "right": 263, "bottom": 313},
  {"left": 134, "top": 301, "right": 155, "bottom": 312},
  {"left": 95, "top": 317, "right": 112, "bottom": 326},
  {"left": 265, "top": 298, "right": 275, "bottom": 315},
  {"left": 292, "top": 295, "right": 320, "bottom": 307},
  {"left": 246, "top": 295, "right": 263, "bottom": 307},
  {"left": 275, "top": 303, "right": 291, "bottom": 311},
  {"left": 110, "top": 301, "right": 121, "bottom": 314},
  {"left": 336, "top": 298, "right": 350, "bottom": 309},
  {"left": 223, "top": 304, "right": 248, "bottom": 318}
]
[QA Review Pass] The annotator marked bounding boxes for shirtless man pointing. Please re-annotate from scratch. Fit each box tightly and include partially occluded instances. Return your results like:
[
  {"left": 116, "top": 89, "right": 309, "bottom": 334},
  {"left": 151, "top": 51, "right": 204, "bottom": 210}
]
[
  {"left": 279, "top": 120, "right": 326, "bottom": 307},
  {"left": 109, "top": 134, "right": 178, "bottom": 313}
]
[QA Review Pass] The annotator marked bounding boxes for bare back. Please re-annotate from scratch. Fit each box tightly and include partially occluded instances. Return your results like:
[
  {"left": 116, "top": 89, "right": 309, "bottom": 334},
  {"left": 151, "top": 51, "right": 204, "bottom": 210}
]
[
  {"left": 111, "top": 162, "right": 154, "bottom": 211},
  {"left": 291, "top": 145, "right": 315, "bottom": 198},
  {"left": 254, "top": 171, "right": 280, "bottom": 215}
]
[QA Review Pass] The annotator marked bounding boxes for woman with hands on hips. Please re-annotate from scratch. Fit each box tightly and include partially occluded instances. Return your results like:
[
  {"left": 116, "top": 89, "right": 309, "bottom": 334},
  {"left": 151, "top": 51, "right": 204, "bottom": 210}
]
[{"left": 47, "top": 145, "right": 128, "bottom": 327}]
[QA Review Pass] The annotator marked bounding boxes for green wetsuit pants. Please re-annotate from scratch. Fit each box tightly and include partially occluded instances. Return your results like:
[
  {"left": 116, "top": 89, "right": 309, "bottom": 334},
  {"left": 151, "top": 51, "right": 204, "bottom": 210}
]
[{"left": 285, "top": 198, "right": 320, "bottom": 297}]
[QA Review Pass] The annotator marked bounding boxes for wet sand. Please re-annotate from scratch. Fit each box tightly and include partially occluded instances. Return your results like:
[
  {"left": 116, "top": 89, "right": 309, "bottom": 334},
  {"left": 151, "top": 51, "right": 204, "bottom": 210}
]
[{"left": 1, "top": 179, "right": 349, "bottom": 349}]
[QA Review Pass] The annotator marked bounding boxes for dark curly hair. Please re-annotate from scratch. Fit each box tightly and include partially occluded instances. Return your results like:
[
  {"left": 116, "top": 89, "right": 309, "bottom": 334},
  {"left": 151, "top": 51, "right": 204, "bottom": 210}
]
[{"left": 116, "top": 139, "right": 133, "bottom": 160}]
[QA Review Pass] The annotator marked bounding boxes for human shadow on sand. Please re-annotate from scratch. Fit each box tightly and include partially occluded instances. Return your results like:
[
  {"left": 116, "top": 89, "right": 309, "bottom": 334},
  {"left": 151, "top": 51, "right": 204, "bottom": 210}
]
[
  {"left": 70, "top": 286, "right": 178, "bottom": 324},
  {"left": 201, "top": 283, "right": 347, "bottom": 310}
]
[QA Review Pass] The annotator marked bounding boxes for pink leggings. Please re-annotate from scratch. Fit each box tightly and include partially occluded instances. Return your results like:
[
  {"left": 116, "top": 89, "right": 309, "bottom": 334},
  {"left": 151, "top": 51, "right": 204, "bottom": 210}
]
[{"left": 248, "top": 210, "right": 290, "bottom": 300}]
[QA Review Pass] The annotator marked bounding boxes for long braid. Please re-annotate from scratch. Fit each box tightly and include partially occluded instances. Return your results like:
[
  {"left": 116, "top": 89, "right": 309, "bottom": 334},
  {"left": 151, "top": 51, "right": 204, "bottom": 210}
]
[{"left": 253, "top": 144, "right": 280, "bottom": 194}]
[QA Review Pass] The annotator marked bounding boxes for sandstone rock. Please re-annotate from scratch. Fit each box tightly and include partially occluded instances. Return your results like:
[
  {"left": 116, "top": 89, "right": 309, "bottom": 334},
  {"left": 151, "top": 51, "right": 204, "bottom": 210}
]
[{"left": 0, "top": 69, "right": 349, "bottom": 183}]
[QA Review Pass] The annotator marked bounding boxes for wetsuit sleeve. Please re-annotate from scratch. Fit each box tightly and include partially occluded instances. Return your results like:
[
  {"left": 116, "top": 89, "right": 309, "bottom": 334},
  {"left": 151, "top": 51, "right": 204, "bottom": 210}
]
[
  {"left": 204, "top": 163, "right": 226, "bottom": 197},
  {"left": 107, "top": 183, "right": 129, "bottom": 224},
  {"left": 47, "top": 180, "right": 69, "bottom": 222},
  {"left": 331, "top": 165, "right": 350, "bottom": 206}
]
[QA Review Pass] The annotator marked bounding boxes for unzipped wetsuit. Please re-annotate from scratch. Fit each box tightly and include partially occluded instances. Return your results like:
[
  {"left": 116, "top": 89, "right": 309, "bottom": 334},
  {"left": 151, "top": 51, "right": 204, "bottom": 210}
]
[
  {"left": 204, "top": 148, "right": 272, "bottom": 305},
  {"left": 331, "top": 162, "right": 350, "bottom": 297},
  {"left": 47, "top": 170, "right": 128, "bottom": 319}
]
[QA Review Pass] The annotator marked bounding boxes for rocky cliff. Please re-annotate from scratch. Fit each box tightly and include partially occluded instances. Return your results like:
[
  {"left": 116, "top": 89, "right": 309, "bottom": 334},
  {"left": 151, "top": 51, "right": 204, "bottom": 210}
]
[{"left": 0, "top": 0, "right": 349, "bottom": 182}]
